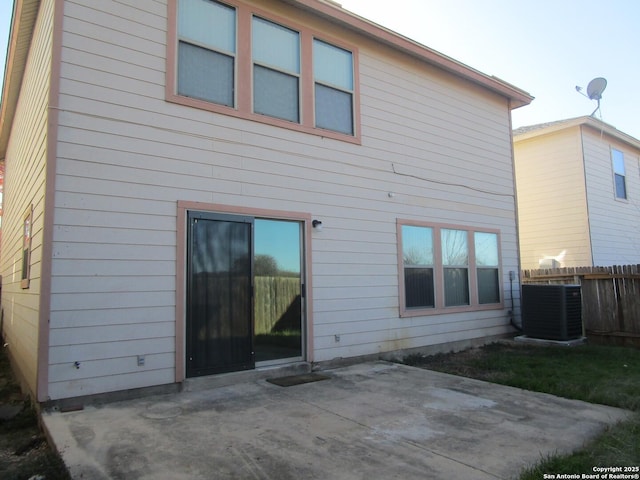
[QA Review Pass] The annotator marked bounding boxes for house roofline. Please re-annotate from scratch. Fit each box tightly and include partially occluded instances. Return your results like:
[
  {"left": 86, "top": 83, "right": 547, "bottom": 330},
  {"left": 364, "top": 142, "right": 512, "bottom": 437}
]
[
  {"left": 1, "top": 0, "right": 535, "bottom": 160},
  {"left": 287, "top": 0, "right": 533, "bottom": 109},
  {"left": 0, "top": 0, "right": 41, "bottom": 161},
  {"left": 513, "top": 116, "right": 640, "bottom": 151}
]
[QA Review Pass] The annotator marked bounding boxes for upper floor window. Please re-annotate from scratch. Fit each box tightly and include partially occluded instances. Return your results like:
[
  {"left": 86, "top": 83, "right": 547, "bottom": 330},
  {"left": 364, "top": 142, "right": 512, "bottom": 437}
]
[
  {"left": 399, "top": 221, "right": 502, "bottom": 316},
  {"left": 612, "top": 148, "right": 627, "bottom": 199},
  {"left": 169, "top": 0, "right": 360, "bottom": 143},
  {"left": 313, "top": 39, "right": 354, "bottom": 135},
  {"left": 177, "top": 0, "right": 236, "bottom": 107},
  {"left": 252, "top": 17, "right": 300, "bottom": 123}
]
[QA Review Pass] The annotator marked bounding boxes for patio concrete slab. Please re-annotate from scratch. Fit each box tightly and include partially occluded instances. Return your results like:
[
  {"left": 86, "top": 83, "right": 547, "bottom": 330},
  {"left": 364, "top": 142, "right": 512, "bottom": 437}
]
[{"left": 42, "top": 361, "right": 631, "bottom": 480}]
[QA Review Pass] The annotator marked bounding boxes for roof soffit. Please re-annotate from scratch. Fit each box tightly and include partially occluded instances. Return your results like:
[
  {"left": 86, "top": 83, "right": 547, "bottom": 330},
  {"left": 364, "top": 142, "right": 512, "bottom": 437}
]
[
  {"left": 282, "top": 0, "right": 533, "bottom": 108},
  {"left": 514, "top": 116, "right": 640, "bottom": 152},
  {"left": 0, "top": 0, "right": 41, "bottom": 160}
]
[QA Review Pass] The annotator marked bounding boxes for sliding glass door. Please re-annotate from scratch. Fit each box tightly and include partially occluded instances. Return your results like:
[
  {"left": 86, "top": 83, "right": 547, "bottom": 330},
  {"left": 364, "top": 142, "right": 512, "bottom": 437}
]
[{"left": 186, "top": 212, "right": 304, "bottom": 377}]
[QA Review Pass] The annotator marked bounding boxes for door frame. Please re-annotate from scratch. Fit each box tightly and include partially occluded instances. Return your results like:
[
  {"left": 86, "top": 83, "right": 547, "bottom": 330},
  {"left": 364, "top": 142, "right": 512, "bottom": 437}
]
[{"left": 175, "top": 201, "right": 314, "bottom": 383}]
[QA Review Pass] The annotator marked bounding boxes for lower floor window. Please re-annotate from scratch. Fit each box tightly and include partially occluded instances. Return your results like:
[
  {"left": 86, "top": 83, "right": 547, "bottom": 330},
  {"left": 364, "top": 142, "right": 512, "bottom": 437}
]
[
  {"left": 21, "top": 205, "right": 33, "bottom": 289},
  {"left": 399, "top": 221, "right": 502, "bottom": 315},
  {"left": 404, "top": 267, "right": 434, "bottom": 308},
  {"left": 443, "top": 267, "right": 469, "bottom": 306},
  {"left": 477, "top": 268, "right": 500, "bottom": 304}
]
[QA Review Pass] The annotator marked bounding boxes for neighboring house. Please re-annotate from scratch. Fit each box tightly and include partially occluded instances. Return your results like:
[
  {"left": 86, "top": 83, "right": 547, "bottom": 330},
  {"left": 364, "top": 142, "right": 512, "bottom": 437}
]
[
  {"left": 513, "top": 116, "right": 640, "bottom": 270},
  {"left": 0, "top": 0, "right": 532, "bottom": 403}
]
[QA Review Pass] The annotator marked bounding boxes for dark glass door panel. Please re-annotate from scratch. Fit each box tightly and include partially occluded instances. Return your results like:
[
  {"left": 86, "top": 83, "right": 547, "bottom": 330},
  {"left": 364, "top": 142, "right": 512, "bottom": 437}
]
[{"left": 187, "top": 213, "right": 253, "bottom": 376}]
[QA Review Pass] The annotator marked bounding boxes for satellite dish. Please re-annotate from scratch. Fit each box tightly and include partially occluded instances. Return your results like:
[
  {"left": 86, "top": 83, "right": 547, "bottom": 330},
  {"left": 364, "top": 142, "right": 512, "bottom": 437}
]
[{"left": 586, "top": 77, "right": 607, "bottom": 100}]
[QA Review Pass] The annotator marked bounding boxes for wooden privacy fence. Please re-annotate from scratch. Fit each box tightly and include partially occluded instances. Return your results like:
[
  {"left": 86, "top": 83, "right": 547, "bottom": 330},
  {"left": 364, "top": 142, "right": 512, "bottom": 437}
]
[
  {"left": 254, "top": 276, "right": 300, "bottom": 335},
  {"left": 189, "top": 274, "right": 300, "bottom": 336},
  {"left": 522, "top": 265, "right": 640, "bottom": 346}
]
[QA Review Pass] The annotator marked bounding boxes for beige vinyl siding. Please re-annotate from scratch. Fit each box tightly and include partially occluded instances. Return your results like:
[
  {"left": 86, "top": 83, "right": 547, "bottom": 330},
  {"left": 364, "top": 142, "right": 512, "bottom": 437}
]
[
  {"left": 513, "top": 128, "right": 592, "bottom": 269},
  {"left": 48, "top": 0, "right": 519, "bottom": 398},
  {"left": 0, "top": 0, "right": 54, "bottom": 396},
  {"left": 582, "top": 127, "right": 640, "bottom": 265},
  {"left": 47, "top": 0, "right": 177, "bottom": 399}
]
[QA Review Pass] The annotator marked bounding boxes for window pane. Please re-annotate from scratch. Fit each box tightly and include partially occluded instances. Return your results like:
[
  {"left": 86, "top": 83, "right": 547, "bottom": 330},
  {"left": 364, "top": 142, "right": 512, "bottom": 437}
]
[
  {"left": 612, "top": 149, "right": 625, "bottom": 174},
  {"left": 315, "top": 84, "right": 353, "bottom": 135},
  {"left": 405, "top": 268, "right": 434, "bottom": 308},
  {"left": 178, "top": 0, "right": 236, "bottom": 54},
  {"left": 442, "top": 229, "right": 468, "bottom": 266},
  {"left": 253, "top": 17, "right": 300, "bottom": 73},
  {"left": 402, "top": 225, "right": 433, "bottom": 266},
  {"left": 612, "top": 149, "right": 627, "bottom": 199},
  {"left": 254, "top": 219, "right": 302, "bottom": 362},
  {"left": 21, "top": 249, "right": 29, "bottom": 280},
  {"left": 615, "top": 173, "right": 627, "bottom": 199},
  {"left": 474, "top": 232, "right": 498, "bottom": 266},
  {"left": 444, "top": 268, "right": 469, "bottom": 306},
  {"left": 21, "top": 206, "right": 32, "bottom": 288},
  {"left": 314, "top": 39, "right": 353, "bottom": 90},
  {"left": 178, "top": 42, "right": 234, "bottom": 106},
  {"left": 254, "top": 65, "right": 299, "bottom": 122},
  {"left": 477, "top": 268, "right": 500, "bottom": 304}
]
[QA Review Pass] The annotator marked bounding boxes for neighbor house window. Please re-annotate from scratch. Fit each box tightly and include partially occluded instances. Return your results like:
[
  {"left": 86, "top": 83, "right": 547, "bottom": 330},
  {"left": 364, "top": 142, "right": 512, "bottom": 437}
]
[
  {"left": 612, "top": 148, "right": 626, "bottom": 199},
  {"left": 169, "top": 0, "right": 360, "bottom": 142},
  {"left": 399, "top": 221, "right": 502, "bottom": 316},
  {"left": 21, "top": 205, "right": 33, "bottom": 289},
  {"left": 313, "top": 39, "right": 354, "bottom": 135},
  {"left": 252, "top": 17, "right": 300, "bottom": 122}
]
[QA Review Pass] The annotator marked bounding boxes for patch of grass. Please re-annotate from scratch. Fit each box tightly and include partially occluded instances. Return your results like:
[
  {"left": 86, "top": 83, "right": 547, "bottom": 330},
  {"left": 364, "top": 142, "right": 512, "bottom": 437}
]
[
  {"left": 520, "top": 413, "right": 640, "bottom": 479},
  {"left": 414, "top": 342, "right": 640, "bottom": 410},
  {"left": 404, "top": 342, "right": 640, "bottom": 478}
]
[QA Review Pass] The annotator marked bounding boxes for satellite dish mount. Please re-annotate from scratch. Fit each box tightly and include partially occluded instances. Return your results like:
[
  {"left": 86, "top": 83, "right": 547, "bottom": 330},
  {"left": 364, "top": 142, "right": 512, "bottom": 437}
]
[{"left": 576, "top": 77, "right": 607, "bottom": 117}]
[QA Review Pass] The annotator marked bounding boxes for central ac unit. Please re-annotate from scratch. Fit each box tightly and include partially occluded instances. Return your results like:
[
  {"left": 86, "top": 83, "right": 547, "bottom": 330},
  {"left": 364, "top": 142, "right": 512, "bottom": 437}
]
[{"left": 522, "top": 284, "right": 582, "bottom": 341}]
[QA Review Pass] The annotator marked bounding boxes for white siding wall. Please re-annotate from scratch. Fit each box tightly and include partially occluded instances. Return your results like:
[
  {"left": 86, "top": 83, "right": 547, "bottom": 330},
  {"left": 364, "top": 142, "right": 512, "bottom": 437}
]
[
  {"left": 48, "top": 0, "right": 520, "bottom": 399},
  {"left": 0, "top": 0, "right": 54, "bottom": 396},
  {"left": 582, "top": 128, "right": 640, "bottom": 265}
]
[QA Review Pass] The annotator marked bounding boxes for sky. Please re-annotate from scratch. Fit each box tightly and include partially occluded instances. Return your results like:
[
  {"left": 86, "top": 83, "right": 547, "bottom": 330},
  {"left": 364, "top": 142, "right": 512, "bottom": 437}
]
[
  {"left": 338, "top": 0, "right": 640, "bottom": 139},
  {"left": 1, "top": 0, "right": 639, "bottom": 139}
]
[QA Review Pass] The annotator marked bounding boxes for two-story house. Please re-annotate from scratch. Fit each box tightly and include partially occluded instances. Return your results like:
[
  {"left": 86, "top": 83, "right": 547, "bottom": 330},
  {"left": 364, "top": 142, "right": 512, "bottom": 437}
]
[
  {"left": 513, "top": 116, "right": 640, "bottom": 270},
  {"left": 0, "top": 0, "right": 532, "bottom": 404}
]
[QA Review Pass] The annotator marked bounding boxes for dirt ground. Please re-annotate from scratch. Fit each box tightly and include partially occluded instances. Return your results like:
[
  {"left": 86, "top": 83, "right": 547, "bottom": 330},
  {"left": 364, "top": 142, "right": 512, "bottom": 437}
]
[{"left": 0, "top": 348, "right": 70, "bottom": 480}]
